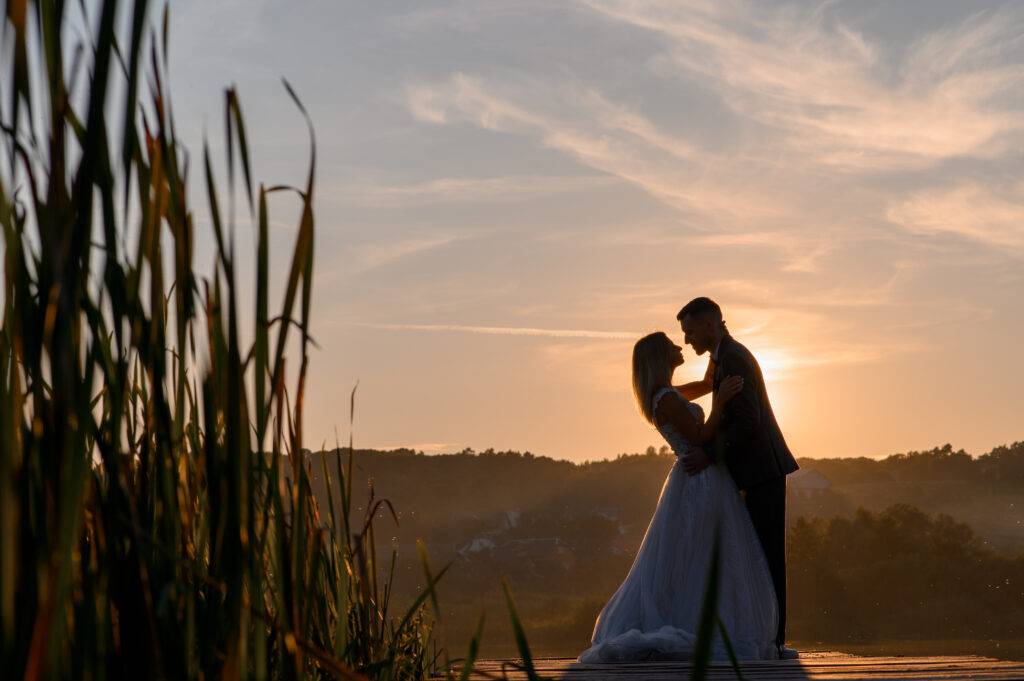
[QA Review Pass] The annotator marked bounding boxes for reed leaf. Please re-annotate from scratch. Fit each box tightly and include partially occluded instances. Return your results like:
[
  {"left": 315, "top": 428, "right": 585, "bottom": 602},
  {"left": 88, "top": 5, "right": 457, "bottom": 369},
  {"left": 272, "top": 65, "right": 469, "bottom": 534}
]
[
  {"left": 717, "top": 617, "right": 746, "bottom": 681},
  {"left": 501, "top": 577, "right": 541, "bottom": 681},
  {"left": 691, "top": 526, "right": 722, "bottom": 680},
  {"left": 456, "top": 613, "right": 486, "bottom": 681},
  {"left": 0, "top": 3, "right": 453, "bottom": 679}
]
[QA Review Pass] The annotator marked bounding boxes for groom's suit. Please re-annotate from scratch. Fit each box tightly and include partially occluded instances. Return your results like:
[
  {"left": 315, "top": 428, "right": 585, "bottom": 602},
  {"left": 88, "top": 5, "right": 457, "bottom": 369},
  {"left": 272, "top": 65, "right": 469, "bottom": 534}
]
[{"left": 711, "top": 334, "right": 798, "bottom": 647}]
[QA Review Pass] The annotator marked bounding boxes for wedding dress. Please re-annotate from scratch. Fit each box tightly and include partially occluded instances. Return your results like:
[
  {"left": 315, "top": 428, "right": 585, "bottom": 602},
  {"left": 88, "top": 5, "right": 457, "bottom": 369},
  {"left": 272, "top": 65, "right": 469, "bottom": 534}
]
[{"left": 577, "top": 387, "right": 778, "bottom": 663}]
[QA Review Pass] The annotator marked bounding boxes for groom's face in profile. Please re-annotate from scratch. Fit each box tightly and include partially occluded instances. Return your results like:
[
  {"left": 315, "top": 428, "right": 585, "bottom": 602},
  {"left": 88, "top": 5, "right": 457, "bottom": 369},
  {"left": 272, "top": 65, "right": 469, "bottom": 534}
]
[{"left": 680, "top": 313, "right": 717, "bottom": 355}]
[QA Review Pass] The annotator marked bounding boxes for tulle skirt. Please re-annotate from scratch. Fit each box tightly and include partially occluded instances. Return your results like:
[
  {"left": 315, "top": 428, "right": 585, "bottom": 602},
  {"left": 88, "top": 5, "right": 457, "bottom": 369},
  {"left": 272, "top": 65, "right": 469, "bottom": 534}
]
[{"left": 577, "top": 461, "right": 778, "bottom": 663}]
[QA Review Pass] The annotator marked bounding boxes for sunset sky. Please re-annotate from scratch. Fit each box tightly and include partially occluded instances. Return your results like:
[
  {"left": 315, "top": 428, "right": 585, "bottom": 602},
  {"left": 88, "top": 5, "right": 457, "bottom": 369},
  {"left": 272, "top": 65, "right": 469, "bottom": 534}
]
[{"left": 163, "top": 0, "right": 1023, "bottom": 462}]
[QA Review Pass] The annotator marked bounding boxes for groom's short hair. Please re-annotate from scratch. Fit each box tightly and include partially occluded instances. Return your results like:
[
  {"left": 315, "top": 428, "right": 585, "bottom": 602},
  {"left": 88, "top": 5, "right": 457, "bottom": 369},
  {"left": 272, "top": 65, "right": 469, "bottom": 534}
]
[{"left": 676, "top": 297, "right": 722, "bottom": 322}]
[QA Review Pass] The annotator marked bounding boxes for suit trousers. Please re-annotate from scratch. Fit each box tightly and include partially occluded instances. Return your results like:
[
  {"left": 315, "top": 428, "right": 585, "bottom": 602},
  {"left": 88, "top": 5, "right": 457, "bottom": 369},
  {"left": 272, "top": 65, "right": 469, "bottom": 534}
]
[{"left": 743, "top": 476, "right": 787, "bottom": 647}]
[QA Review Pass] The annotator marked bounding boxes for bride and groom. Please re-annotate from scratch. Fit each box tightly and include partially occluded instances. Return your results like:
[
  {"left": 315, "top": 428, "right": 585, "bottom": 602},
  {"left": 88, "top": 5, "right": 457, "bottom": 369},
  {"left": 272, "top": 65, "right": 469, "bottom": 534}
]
[{"left": 578, "top": 297, "right": 799, "bottom": 663}]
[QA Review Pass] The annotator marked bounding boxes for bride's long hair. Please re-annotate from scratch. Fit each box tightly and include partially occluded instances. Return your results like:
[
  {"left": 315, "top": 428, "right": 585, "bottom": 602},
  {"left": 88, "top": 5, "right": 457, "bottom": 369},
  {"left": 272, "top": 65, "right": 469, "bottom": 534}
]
[{"left": 632, "top": 331, "right": 673, "bottom": 426}]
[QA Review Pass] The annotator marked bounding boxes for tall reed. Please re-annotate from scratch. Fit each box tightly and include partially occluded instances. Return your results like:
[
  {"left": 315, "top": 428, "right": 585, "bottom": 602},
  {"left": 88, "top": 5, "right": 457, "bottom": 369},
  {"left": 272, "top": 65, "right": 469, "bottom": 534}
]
[{"left": 0, "top": 2, "right": 454, "bottom": 679}]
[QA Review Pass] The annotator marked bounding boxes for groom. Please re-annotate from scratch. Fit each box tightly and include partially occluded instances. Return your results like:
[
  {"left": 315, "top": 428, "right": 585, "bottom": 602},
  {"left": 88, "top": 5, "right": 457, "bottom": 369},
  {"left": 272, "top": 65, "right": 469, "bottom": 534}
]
[{"left": 674, "top": 297, "right": 799, "bottom": 659}]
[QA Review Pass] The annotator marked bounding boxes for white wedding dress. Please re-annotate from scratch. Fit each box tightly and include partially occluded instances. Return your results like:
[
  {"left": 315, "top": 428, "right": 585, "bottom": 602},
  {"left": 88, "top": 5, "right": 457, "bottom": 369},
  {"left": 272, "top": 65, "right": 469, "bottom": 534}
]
[{"left": 577, "top": 387, "right": 778, "bottom": 663}]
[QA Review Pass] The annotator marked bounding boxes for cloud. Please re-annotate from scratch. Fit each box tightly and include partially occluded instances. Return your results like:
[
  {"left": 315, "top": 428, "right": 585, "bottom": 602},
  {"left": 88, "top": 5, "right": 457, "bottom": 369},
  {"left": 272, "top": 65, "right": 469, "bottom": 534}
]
[
  {"left": 887, "top": 182, "right": 1024, "bottom": 250},
  {"left": 350, "top": 322, "right": 636, "bottom": 339},
  {"left": 697, "top": 261, "right": 925, "bottom": 312},
  {"left": 346, "top": 232, "right": 469, "bottom": 273},
  {"left": 339, "top": 174, "right": 621, "bottom": 206},
  {"left": 581, "top": 0, "right": 1024, "bottom": 170},
  {"left": 361, "top": 441, "right": 458, "bottom": 454},
  {"left": 694, "top": 231, "right": 837, "bottom": 274},
  {"left": 591, "top": 227, "right": 839, "bottom": 274},
  {"left": 528, "top": 309, "right": 899, "bottom": 391},
  {"left": 405, "top": 73, "right": 787, "bottom": 225},
  {"left": 401, "top": 2, "right": 1024, "bottom": 271},
  {"left": 391, "top": 0, "right": 550, "bottom": 33},
  {"left": 568, "top": 271, "right": 926, "bottom": 382},
  {"left": 721, "top": 302, "right": 922, "bottom": 384}
]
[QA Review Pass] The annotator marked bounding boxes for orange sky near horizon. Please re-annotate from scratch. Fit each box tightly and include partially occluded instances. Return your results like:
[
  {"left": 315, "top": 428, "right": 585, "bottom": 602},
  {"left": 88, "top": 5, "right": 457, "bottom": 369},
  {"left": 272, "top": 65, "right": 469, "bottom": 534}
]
[{"left": 154, "top": 0, "right": 1023, "bottom": 462}]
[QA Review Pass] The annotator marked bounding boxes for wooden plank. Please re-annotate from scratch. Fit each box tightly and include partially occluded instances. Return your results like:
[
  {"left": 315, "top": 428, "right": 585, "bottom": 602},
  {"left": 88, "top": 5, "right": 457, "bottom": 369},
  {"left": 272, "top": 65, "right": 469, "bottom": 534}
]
[
  {"left": 466, "top": 671, "right": 1024, "bottom": 675},
  {"left": 464, "top": 671, "right": 1024, "bottom": 681},
  {"left": 480, "top": 656, "right": 1009, "bottom": 663},
  {"left": 457, "top": 655, "right": 1024, "bottom": 681},
  {"left": 474, "top": 654, "right": 1004, "bottom": 668}
]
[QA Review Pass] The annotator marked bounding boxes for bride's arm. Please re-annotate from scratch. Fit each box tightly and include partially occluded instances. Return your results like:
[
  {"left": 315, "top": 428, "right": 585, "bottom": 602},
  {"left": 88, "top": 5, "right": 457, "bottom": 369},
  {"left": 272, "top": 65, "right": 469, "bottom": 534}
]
[
  {"left": 655, "top": 376, "right": 743, "bottom": 445},
  {"left": 674, "top": 359, "right": 715, "bottom": 400}
]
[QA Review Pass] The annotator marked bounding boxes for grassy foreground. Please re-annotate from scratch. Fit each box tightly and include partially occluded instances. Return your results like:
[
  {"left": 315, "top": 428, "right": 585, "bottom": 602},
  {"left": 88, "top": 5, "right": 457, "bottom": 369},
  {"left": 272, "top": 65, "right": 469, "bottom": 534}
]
[{"left": 0, "top": 2, "right": 463, "bottom": 679}]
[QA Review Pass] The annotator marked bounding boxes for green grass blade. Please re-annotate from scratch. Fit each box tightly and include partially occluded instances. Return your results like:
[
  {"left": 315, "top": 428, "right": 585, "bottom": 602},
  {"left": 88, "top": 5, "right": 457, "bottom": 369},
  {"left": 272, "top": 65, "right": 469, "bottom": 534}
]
[
  {"left": 501, "top": 577, "right": 541, "bottom": 681},
  {"left": 457, "top": 612, "right": 486, "bottom": 681},
  {"left": 691, "top": 526, "right": 722, "bottom": 681},
  {"left": 416, "top": 539, "right": 442, "bottom": 619},
  {"left": 226, "top": 88, "right": 255, "bottom": 213},
  {"left": 717, "top": 617, "right": 745, "bottom": 680}
]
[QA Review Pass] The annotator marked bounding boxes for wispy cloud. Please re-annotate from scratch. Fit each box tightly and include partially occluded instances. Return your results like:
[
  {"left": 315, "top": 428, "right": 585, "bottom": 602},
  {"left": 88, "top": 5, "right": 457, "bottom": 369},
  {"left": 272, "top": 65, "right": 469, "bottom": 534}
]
[
  {"left": 598, "top": 228, "right": 840, "bottom": 274},
  {"left": 561, "top": 270, "right": 925, "bottom": 383},
  {"left": 391, "top": 0, "right": 550, "bottom": 32},
  {"left": 406, "top": 73, "right": 787, "bottom": 224},
  {"left": 721, "top": 303, "right": 922, "bottom": 385},
  {"left": 351, "top": 322, "right": 637, "bottom": 339},
  {"left": 630, "top": 229, "right": 839, "bottom": 274},
  {"left": 887, "top": 181, "right": 1024, "bottom": 250},
  {"left": 698, "top": 266, "right": 916, "bottom": 310},
  {"left": 346, "top": 232, "right": 469, "bottom": 273},
  {"left": 361, "top": 441, "right": 458, "bottom": 454},
  {"left": 399, "top": 0, "right": 1024, "bottom": 278},
  {"left": 581, "top": 0, "right": 1024, "bottom": 170},
  {"left": 339, "top": 174, "right": 620, "bottom": 206}
]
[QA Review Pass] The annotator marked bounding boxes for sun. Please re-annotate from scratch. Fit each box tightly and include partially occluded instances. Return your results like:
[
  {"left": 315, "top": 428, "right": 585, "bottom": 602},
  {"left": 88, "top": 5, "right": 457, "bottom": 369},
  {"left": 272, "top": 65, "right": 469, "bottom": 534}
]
[{"left": 750, "top": 346, "right": 795, "bottom": 386}]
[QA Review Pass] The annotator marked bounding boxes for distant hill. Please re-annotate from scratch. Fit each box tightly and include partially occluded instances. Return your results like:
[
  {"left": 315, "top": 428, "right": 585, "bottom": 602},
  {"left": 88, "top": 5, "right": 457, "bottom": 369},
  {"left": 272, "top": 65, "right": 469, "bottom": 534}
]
[
  {"left": 291, "top": 441, "right": 1024, "bottom": 657},
  {"left": 300, "top": 441, "right": 1024, "bottom": 554}
]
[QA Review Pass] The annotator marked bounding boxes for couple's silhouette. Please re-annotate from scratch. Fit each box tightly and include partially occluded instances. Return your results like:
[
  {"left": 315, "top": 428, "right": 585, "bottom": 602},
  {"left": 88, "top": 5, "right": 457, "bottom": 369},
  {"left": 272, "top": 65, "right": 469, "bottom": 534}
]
[{"left": 578, "top": 297, "right": 799, "bottom": 663}]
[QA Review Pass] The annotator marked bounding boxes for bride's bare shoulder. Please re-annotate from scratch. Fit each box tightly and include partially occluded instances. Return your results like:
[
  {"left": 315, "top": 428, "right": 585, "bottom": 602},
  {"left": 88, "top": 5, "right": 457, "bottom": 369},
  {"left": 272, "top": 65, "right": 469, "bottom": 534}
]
[{"left": 654, "top": 389, "right": 692, "bottom": 425}]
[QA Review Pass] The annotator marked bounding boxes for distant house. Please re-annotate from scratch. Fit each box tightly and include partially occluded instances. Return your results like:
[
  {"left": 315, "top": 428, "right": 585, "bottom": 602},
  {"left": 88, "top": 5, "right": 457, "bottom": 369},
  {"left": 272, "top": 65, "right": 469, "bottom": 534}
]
[
  {"left": 499, "top": 537, "right": 575, "bottom": 574},
  {"left": 457, "top": 536, "right": 497, "bottom": 557},
  {"left": 501, "top": 537, "right": 567, "bottom": 551},
  {"left": 789, "top": 468, "right": 832, "bottom": 497},
  {"left": 502, "top": 509, "right": 522, "bottom": 529}
]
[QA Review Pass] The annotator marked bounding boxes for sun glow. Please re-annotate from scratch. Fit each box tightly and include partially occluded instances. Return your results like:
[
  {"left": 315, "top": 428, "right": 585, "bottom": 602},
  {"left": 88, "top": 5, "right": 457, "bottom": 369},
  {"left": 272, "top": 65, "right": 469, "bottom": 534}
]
[
  {"left": 741, "top": 344, "right": 798, "bottom": 435},
  {"left": 749, "top": 346, "right": 795, "bottom": 386}
]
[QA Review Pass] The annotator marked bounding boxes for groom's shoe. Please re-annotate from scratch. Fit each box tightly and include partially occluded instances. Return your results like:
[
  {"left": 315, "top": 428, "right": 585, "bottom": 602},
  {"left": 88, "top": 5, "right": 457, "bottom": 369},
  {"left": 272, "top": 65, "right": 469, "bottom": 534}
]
[{"left": 777, "top": 645, "right": 799, "bottom": 660}]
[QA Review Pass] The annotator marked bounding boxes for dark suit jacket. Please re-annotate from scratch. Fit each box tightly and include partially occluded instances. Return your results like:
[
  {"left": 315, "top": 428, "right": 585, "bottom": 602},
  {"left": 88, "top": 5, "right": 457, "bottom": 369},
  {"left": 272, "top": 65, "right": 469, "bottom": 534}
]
[{"left": 711, "top": 335, "right": 798, "bottom": 490}]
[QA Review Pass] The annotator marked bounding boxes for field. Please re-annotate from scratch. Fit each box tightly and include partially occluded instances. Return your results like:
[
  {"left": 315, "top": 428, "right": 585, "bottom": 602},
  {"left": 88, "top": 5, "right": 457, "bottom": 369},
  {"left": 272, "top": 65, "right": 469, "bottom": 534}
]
[{"left": 296, "top": 447, "right": 1024, "bottom": 661}]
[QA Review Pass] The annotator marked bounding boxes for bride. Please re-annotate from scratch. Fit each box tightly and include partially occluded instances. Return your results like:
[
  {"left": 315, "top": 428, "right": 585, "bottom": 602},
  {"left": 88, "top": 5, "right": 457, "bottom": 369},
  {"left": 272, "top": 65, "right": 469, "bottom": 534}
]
[{"left": 577, "top": 331, "right": 778, "bottom": 663}]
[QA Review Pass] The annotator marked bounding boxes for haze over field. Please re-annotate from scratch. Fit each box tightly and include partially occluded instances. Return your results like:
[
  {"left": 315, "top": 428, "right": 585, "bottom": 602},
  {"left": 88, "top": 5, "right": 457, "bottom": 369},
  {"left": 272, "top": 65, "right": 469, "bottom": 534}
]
[
  {"left": 162, "top": 0, "right": 1024, "bottom": 461},
  {"left": 296, "top": 444, "right": 1024, "bottom": 658}
]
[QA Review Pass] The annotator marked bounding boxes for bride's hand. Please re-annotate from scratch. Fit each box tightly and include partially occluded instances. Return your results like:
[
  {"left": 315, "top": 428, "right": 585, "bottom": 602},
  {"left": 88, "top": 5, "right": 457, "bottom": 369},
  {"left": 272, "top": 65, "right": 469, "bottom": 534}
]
[{"left": 713, "top": 375, "right": 744, "bottom": 409}]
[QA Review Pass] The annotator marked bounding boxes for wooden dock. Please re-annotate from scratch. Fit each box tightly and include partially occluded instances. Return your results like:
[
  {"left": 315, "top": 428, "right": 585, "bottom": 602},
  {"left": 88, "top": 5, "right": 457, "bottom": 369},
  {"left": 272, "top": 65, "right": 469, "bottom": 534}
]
[{"left": 466, "top": 652, "right": 1024, "bottom": 680}]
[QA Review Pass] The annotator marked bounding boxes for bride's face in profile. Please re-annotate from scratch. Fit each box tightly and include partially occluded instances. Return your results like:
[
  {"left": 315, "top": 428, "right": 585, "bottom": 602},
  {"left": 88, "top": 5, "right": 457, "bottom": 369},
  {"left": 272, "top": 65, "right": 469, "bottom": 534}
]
[{"left": 666, "top": 338, "right": 684, "bottom": 370}]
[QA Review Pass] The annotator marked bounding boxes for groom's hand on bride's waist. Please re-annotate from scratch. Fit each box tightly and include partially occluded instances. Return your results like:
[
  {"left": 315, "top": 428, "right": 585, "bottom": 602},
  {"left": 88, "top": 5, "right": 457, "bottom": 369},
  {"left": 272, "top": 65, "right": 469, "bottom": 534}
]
[{"left": 682, "top": 446, "right": 711, "bottom": 476}]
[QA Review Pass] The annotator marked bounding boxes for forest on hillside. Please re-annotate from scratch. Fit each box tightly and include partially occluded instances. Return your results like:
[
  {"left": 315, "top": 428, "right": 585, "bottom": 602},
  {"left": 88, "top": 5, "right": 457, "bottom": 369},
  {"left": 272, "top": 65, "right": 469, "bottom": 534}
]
[{"left": 293, "top": 441, "right": 1024, "bottom": 657}]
